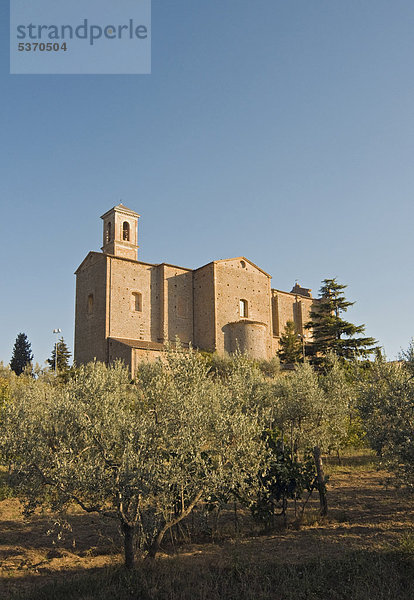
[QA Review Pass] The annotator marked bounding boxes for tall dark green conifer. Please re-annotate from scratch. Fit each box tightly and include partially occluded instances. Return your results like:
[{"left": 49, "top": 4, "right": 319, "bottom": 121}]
[
  {"left": 306, "top": 278, "right": 377, "bottom": 365},
  {"left": 47, "top": 337, "right": 71, "bottom": 372},
  {"left": 278, "top": 321, "right": 303, "bottom": 364},
  {"left": 10, "top": 333, "right": 33, "bottom": 375}
]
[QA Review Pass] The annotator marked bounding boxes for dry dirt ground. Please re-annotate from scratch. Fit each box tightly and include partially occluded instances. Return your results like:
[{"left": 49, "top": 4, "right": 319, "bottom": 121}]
[{"left": 1, "top": 456, "right": 413, "bottom": 597}]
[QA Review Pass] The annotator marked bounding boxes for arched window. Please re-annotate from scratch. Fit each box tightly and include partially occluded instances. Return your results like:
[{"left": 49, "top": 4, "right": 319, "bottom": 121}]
[
  {"left": 106, "top": 222, "right": 112, "bottom": 243},
  {"left": 240, "top": 299, "right": 248, "bottom": 318},
  {"left": 123, "top": 221, "right": 130, "bottom": 241}
]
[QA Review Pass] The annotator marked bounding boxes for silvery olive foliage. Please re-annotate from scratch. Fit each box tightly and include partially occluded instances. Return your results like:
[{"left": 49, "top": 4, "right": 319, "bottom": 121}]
[
  {"left": 399, "top": 338, "right": 414, "bottom": 375},
  {"left": 260, "top": 357, "right": 354, "bottom": 517},
  {"left": 0, "top": 349, "right": 268, "bottom": 567},
  {"left": 358, "top": 355, "right": 414, "bottom": 489},
  {"left": 272, "top": 362, "right": 324, "bottom": 452},
  {"left": 318, "top": 356, "right": 356, "bottom": 453},
  {"left": 271, "top": 358, "right": 353, "bottom": 454}
]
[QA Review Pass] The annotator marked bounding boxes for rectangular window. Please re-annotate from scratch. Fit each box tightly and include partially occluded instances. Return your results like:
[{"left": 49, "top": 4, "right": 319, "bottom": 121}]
[
  {"left": 87, "top": 294, "right": 94, "bottom": 314},
  {"left": 240, "top": 299, "right": 248, "bottom": 318},
  {"left": 132, "top": 292, "right": 142, "bottom": 312}
]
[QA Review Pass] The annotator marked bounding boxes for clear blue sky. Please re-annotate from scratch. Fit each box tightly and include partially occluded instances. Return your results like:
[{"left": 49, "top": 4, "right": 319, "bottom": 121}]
[{"left": 1, "top": 0, "right": 413, "bottom": 366}]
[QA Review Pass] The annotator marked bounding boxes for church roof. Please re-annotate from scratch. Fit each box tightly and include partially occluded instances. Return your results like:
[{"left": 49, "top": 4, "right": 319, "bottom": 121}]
[
  {"left": 109, "top": 337, "right": 165, "bottom": 351},
  {"left": 100, "top": 203, "right": 141, "bottom": 220},
  {"left": 109, "top": 337, "right": 191, "bottom": 351},
  {"left": 194, "top": 257, "right": 271, "bottom": 278}
]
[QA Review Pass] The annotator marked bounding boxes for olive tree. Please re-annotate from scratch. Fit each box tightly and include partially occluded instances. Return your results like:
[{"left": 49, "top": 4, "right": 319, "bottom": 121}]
[
  {"left": 270, "top": 359, "right": 352, "bottom": 516},
  {"left": 273, "top": 362, "right": 328, "bottom": 514},
  {"left": 0, "top": 351, "right": 267, "bottom": 568},
  {"left": 319, "top": 356, "right": 356, "bottom": 456},
  {"left": 358, "top": 356, "right": 414, "bottom": 489}
]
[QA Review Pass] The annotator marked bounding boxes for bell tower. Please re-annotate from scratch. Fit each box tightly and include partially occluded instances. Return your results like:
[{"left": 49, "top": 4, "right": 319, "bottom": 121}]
[{"left": 100, "top": 203, "right": 140, "bottom": 261}]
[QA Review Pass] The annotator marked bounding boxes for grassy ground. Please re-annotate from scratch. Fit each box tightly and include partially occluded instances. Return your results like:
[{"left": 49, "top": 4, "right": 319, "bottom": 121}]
[{"left": 1, "top": 453, "right": 413, "bottom": 599}]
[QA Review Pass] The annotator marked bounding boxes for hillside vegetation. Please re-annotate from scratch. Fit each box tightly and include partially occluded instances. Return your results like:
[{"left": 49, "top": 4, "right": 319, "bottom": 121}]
[{"left": 0, "top": 347, "right": 413, "bottom": 598}]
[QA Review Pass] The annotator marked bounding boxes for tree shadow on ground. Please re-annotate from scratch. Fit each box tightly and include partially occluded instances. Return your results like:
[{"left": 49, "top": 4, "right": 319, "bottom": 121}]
[
  {"left": 2, "top": 548, "right": 414, "bottom": 600},
  {"left": 1, "top": 464, "right": 413, "bottom": 599}
]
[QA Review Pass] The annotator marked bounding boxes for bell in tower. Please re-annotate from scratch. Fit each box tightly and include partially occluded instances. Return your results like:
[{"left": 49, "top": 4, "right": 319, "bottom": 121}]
[{"left": 100, "top": 203, "right": 140, "bottom": 261}]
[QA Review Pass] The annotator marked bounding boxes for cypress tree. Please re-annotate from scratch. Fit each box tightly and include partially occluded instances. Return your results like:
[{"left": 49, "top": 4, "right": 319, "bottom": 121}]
[{"left": 10, "top": 333, "right": 34, "bottom": 375}]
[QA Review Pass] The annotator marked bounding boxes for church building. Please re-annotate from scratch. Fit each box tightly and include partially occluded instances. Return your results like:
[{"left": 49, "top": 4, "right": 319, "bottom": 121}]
[{"left": 74, "top": 204, "right": 317, "bottom": 373}]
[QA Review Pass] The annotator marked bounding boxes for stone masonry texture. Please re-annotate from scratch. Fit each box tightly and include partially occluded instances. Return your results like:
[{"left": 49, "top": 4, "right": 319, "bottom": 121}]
[{"left": 74, "top": 205, "right": 317, "bottom": 373}]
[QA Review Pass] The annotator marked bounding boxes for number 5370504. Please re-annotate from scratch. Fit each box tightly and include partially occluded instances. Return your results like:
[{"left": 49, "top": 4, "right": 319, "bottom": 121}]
[{"left": 18, "top": 42, "right": 68, "bottom": 51}]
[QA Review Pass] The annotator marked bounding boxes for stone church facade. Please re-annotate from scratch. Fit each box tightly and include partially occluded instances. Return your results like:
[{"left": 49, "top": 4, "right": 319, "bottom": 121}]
[{"left": 74, "top": 204, "right": 317, "bottom": 373}]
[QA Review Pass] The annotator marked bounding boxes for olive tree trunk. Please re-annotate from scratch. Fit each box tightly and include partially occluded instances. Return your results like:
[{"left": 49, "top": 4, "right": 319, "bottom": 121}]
[
  {"left": 312, "top": 446, "right": 328, "bottom": 516},
  {"left": 121, "top": 521, "right": 136, "bottom": 569},
  {"left": 146, "top": 490, "right": 204, "bottom": 559}
]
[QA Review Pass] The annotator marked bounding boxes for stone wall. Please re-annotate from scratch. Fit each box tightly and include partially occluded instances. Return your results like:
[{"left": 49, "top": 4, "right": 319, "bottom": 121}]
[
  {"left": 108, "top": 338, "right": 165, "bottom": 373},
  {"left": 214, "top": 259, "right": 273, "bottom": 358},
  {"left": 160, "top": 264, "right": 193, "bottom": 345},
  {"left": 225, "top": 320, "right": 268, "bottom": 359},
  {"left": 108, "top": 337, "right": 133, "bottom": 370},
  {"left": 74, "top": 252, "right": 108, "bottom": 364},
  {"left": 193, "top": 263, "right": 216, "bottom": 351},
  {"left": 74, "top": 216, "right": 318, "bottom": 367},
  {"left": 106, "top": 257, "right": 159, "bottom": 343},
  {"left": 271, "top": 289, "right": 315, "bottom": 353}
]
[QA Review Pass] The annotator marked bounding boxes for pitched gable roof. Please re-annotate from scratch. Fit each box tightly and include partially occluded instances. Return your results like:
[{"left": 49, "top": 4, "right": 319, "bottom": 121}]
[{"left": 198, "top": 256, "right": 271, "bottom": 278}]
